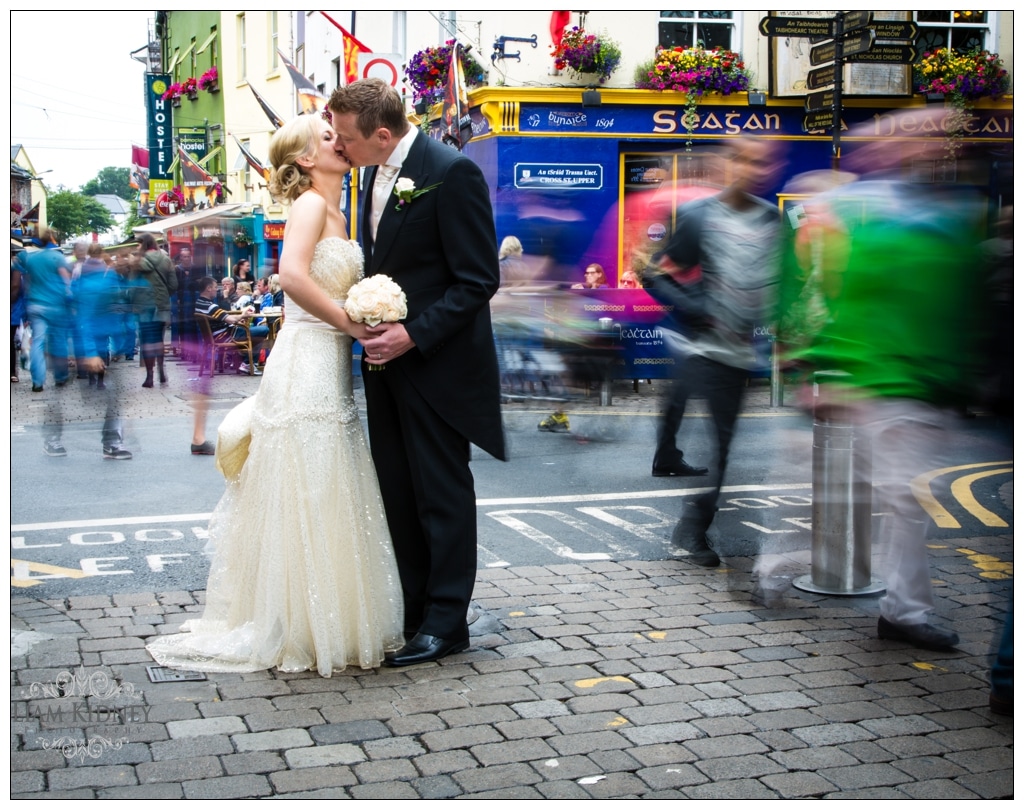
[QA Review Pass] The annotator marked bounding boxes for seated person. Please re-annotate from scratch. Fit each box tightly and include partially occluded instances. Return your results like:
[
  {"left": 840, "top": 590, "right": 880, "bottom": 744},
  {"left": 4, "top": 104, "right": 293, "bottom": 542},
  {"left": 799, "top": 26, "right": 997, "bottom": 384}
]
[
  {"left": 572, "top": 263, "right": 609, "bottom": 289},
  {"left": 234, "top": 281, "right": 254, "bottom": 309},
  {"left": 267, "top": 273, "right": 284, "bottom": 308},
  {"left": 619, "top": 268, "right": 641, "bottom": 289},
  {"left": 195, "top": 276, "right": 269, "bottom": 369},
  {"left": 255, "top": 277, "right": 273, "bottom": 310},
  {"left": 217, "top": 277, "right": 238, "bottom": 309}
]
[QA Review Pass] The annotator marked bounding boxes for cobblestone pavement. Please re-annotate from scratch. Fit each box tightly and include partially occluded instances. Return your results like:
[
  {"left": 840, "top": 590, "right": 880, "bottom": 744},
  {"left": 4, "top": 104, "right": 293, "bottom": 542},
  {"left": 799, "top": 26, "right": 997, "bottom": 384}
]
[{"left": 10, "top": 356, "right": 1013, "bottom": 798}]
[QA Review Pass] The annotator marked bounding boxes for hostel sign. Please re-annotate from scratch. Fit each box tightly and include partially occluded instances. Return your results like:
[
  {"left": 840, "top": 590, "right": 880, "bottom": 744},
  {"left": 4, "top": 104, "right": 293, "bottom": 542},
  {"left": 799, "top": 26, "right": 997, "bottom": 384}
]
[{"left": 145, "top": 73, "right": 173, "bottom": 203}]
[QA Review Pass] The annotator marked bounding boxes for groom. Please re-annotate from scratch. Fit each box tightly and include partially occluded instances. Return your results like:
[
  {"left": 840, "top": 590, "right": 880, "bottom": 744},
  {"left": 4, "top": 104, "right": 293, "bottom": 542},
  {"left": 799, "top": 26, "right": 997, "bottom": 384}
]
[{"left": 328, "top": 79, "right": 506, "bottom": 667}]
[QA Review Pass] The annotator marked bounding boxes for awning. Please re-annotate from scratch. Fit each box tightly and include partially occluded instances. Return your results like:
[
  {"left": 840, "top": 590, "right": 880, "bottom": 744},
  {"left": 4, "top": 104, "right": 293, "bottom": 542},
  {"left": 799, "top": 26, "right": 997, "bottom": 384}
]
[
  {"left": 196, "top": 29, "right": 218, "bottom": 56},
  {"left": 133, "top": 203, "right": 247, "bottom": 235}
]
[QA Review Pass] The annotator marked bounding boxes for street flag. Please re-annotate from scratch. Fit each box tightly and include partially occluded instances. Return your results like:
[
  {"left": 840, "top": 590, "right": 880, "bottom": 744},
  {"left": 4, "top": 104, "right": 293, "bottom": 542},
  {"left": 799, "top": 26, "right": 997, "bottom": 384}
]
[
  {"left": 231, "top": 134, "right": 271, "bottom": 183},
  {"left": 319, "top": 11, "right": 372, "bottom": 84},
  {"left": 177, "top": 145, "right": 220, "bottom": 210},
  {"left": 130, "top": 145, "right": 149, "bottom": 190},
  {"left": 442, "top": 42, "right": 473, "bottom": 151},
  {"left": 278, "top": 49, "right": 328, "bottom": 113},
  {"left": 247, "top": 83, "right": 286, "bottom": 129},
  {"left": 178, "top": 145, "right": 215, "bottom": 188},
  {"left": 550, "top": 11, "right": 572, "bottom": 49}
]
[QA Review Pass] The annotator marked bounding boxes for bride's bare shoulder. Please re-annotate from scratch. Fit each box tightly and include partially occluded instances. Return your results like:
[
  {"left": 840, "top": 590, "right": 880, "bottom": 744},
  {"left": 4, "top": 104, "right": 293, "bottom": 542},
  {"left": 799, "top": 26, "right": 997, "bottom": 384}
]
[{"left": 291, "top": 190, "right": 328, "bottom": 215}]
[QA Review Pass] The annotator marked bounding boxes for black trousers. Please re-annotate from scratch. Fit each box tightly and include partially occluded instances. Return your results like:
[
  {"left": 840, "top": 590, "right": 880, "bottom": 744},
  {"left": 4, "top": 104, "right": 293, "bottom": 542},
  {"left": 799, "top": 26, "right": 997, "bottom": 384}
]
[
  {"left": 657, "top": 354, "right": 747, "bottom": 536},
  {"left": 363, "top": 366, "right": 476, "bottom": 641}
]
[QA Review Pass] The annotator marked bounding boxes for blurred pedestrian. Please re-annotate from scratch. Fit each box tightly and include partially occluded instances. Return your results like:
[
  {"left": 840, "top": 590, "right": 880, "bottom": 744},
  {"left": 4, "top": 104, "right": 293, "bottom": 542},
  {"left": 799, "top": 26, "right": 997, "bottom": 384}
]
[
  {"left": 61, "top": 241, "right": 132, "bottom": 460},
  {"left": 68, "top": 240, "right": 91, "bottom": 379},
  {"left": 76, "top": 243, "right": 118, "bottom": 388},
  {"left": 137, "top": 233, "right": 177, "bottom": 388},
  {"left": 777, "top": 116, "right": 986, "bottom": 649},
  {"left": 171, "top": 245, "right": 199, "bottom": 361},
  {"left": 18, "top": 228, "right": 72, "bottom": 395},
  {"left": 980, "top": 205, "right": 1012, "bottom": 419},
  {"left": 646, "top": 137, "right": 784, "bottom": 566},
  {"left": 11, "top": 239, "right": 26, "bottom": 384},
  {"left": 111, "top": 251, "right": 139, "bottom": 362}
]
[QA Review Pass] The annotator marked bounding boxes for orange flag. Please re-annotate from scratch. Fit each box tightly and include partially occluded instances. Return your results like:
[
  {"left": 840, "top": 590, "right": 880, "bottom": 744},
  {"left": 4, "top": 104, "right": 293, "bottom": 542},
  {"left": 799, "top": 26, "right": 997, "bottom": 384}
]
[{"left": 320, "top": 11, "right": 372, "bottom": 84}]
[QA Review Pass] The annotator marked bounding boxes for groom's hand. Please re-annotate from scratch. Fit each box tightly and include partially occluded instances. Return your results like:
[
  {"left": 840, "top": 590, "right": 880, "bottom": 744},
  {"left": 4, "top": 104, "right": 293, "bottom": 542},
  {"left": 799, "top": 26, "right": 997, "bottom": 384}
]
[{"left": 362, "top": 323, "right": 415, "bottom": 364}]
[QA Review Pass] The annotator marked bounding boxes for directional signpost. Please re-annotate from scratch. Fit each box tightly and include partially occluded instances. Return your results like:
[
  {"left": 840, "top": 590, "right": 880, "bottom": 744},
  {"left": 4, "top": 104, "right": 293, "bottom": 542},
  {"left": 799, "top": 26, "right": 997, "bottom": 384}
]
[
  {"left": 758, "top": 16, "right": 836, "bottom": 39},
  {"left": 760, "top": 11, "right": 915, "bottom": 167},
  {"left": 870, "top": 20, "right": 918, "bottom": 41},
  {"left": 805, "top": 89, "right": 837, "bottom": 113},
  {"left": 847, "top": 44, "right": 918, "bottom": 64},
  {"left": 803, "top": 110, "right": 837, "bottom": 132},
  {"left": 809, "top": 29, "right": 875, "bottom": 66},
  {"left": 806, "top": 65, "right": 836, "bottom": 91}
]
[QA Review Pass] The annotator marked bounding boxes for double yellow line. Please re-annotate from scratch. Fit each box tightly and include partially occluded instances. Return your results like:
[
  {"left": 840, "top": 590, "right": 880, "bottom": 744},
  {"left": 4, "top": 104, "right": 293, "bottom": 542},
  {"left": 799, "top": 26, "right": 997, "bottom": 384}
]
[{"left": 911, "top": 461, "right": 1013, "bottom": 529}]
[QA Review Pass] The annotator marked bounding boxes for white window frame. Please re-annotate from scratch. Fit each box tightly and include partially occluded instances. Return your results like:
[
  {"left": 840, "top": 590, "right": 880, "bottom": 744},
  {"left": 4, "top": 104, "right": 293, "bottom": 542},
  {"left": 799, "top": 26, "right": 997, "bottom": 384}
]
[{"left": 657, "top": 11, "right": 740, "bottom": 51}]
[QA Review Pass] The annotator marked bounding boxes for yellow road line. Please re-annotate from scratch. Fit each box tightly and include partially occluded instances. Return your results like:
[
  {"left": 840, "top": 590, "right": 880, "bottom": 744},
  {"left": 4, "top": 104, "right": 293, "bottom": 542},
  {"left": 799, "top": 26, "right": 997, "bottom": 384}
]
[
  {"left": 910, "top": 461, "right": 1012, "bottom": 529},
  {"left": 11, "top": 559, "right": 90, "bottom": 588},
  {"left": 951, "top": 468, "right": 1013, "bottom": 527}
]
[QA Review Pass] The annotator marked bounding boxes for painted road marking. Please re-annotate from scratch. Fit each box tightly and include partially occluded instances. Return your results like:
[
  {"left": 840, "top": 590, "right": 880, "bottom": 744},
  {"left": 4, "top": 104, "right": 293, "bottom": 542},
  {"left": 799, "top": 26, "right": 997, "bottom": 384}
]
[
  {"left": 951, "top": 468, "right": 1013, "bottom": 528},
  {"left": 911, "top": 461, "right": 1012, "bottom": 529}
]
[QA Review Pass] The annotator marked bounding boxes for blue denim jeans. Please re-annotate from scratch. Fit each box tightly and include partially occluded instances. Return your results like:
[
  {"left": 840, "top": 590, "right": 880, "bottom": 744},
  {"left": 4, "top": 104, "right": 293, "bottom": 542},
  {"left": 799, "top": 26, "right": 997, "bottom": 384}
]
[{"left": 26, "top": 306, "right": 70, "bottom": 388}]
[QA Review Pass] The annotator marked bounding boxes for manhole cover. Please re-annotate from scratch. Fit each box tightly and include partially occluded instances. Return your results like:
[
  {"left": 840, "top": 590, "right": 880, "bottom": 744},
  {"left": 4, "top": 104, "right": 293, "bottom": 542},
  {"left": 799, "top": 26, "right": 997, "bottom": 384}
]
[{"left": 146, "top": 665, "right": 208, "bottom": 683}]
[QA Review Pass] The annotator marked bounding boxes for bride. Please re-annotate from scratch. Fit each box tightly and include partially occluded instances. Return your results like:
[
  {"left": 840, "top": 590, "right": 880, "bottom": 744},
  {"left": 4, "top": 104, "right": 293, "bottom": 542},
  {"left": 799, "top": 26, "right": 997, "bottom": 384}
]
[{"left": 147, "top": 115, "right": 404, "bottom": 675}]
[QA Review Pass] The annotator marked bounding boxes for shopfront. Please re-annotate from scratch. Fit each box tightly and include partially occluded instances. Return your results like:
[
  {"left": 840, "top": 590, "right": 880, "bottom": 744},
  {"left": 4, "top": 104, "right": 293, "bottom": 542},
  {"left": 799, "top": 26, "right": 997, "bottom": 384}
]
[{"left": 436, "top": 88, "right": 1013, "bottom": 379}]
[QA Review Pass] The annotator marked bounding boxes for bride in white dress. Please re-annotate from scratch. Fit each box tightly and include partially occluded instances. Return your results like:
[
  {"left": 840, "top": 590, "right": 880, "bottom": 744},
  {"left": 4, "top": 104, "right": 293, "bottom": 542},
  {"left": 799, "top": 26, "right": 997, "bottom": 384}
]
[{"left": 147, "top": 115, "right": 403, "bottom": 676}]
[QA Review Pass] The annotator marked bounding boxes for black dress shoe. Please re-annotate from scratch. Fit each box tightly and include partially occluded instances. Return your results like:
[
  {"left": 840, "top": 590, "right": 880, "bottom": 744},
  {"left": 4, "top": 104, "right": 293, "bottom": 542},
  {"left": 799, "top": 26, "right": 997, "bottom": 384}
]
[
  {"left": 384, "top": 633, "right": 469, "bottom": 667},
  {"left": 877, "top": 617, "right": 959, "bottom": 650},
  {"left": 652, "top": 460, "right": 708, "bottom": 477},
  {"left": 670, "top": 523, "right": 721, "bottom": 567}
]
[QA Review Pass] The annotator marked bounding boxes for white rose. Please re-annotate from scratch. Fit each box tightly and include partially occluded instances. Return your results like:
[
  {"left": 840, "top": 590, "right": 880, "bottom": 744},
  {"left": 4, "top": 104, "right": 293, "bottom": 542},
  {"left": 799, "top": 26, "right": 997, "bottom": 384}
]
[
  {"left": 345, "top": 275, "right": 407, "bottom": 327},
  {"left": 394, "top": 177, "right": 416, "bottom": 195}
]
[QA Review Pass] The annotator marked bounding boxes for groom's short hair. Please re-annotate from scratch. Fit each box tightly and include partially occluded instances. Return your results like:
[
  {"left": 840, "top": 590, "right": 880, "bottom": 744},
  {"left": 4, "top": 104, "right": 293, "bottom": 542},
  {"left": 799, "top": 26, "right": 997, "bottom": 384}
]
[{"left": 328, "top": 78, "right": 410, "bottom": 140}]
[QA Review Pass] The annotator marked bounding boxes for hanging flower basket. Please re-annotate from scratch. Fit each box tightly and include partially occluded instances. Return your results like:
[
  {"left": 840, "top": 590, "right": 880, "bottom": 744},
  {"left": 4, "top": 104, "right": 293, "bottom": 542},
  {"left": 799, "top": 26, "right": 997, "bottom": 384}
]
[
  {"left": 913, "top": 48, "right": 1010, "bottom": 158},
  {"left": 183, "top": 77, "right": 199, "bottom": 101},
  {"left": 199, "top": 66, "right": 219, "bottom": 93},
  {"left": 404, "top": 39, "right": 487, "bottom": 105},
  {"left": 233, "top": 230, "right": 252, "bottom": 249},
  {"left": 635, "top": 46, "right": 751, "bottom": 149},
  {"left": 914, "top": 48, "right": 1010, "bottom": 104},
  {"left": 552, "top": 27, "right": 621, "bottom": 84}
]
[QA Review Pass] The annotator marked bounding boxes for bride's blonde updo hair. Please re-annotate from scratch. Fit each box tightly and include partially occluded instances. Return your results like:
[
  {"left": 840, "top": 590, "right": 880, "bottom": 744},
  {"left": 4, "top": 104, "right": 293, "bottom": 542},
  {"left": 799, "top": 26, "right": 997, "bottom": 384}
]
[{"left": 268, "top": 115, "right": 322, "bottom": 203}]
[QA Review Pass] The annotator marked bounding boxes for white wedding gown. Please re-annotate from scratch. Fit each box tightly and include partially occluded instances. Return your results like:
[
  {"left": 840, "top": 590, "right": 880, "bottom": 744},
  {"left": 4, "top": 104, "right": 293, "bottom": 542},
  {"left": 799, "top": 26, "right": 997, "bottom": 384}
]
[{"left": 147, "top": 238, "right": 404, "bottom": 676}]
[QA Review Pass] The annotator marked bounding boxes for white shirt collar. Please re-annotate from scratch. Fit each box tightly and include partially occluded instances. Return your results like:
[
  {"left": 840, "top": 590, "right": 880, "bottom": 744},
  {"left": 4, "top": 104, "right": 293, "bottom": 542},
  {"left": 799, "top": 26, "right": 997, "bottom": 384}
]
[{"left": 383, "top": 126, "right": 419, "bottom": 172}]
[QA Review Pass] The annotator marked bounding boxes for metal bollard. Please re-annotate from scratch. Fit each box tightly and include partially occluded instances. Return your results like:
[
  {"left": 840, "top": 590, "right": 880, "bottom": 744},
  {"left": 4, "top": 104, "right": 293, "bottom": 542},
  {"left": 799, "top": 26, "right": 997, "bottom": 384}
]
[
  {"left": 597, "top": 318, "right": 615, "bottom": 406},
  {"left": 793, "top": 371, "right": 884, "bottom": 596},
  {"left": 769, "top": 334, "right": 784, "bottom": 407}
]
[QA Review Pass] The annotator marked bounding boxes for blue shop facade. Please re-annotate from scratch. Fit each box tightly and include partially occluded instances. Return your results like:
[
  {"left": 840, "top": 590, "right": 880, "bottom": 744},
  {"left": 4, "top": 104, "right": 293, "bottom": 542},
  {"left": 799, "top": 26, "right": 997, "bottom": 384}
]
[{"left": 426, "top": 88, "right": 1012, "bottom": 379}]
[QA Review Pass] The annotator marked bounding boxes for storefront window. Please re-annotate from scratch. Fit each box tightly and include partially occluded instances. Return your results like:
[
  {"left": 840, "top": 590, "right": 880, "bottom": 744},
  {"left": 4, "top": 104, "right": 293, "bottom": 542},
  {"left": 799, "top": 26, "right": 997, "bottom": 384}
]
[
  {"left": 915, "top": 11, "right": 989, "bottom": 53},
  {"left": 659, "top": 11, "right": 734, "bottom": 50},
  {"left": 621, "top": 150, "right": 717, "bottom": 286}
]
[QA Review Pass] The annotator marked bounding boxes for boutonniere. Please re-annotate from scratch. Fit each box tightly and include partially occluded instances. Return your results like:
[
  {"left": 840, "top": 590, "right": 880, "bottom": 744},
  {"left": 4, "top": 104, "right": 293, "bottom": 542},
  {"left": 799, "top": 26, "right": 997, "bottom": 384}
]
[{"left": 393, "top": 177, "right": 441, "bottom": 211}]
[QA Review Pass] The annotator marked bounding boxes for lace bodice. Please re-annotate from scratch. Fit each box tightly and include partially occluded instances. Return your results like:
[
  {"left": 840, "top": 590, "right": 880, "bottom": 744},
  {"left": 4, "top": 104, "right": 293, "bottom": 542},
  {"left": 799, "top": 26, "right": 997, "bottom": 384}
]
[{"left": 283, "top": 237, "right": 364, "bottom": 326}]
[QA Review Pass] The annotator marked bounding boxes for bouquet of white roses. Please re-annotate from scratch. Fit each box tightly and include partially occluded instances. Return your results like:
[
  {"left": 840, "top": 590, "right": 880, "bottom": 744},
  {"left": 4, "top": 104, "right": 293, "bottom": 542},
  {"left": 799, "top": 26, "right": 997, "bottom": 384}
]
[
  {"left": 345, "top": 274, "right": 407, "bottom": 327},
  {"left": 345, "top": 274, "right": 408, "bottom": 370}
]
